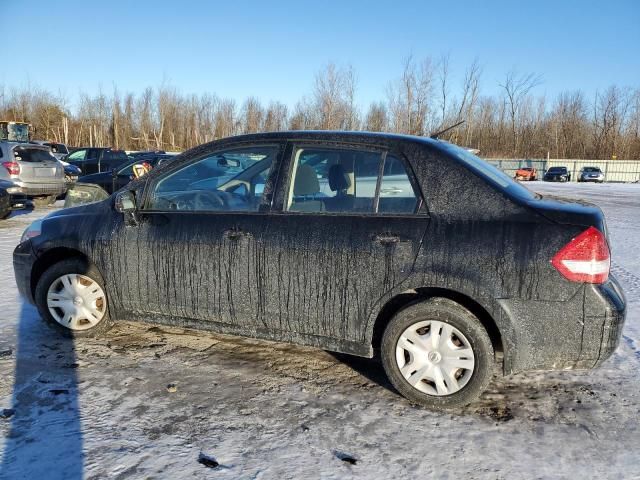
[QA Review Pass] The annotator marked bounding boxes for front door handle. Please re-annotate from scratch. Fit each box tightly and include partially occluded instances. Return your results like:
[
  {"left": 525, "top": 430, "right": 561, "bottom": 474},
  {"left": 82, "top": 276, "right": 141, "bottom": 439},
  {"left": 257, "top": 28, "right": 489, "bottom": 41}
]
[{"left": 373, "top": 234, "right": 401, "bottom": 245}]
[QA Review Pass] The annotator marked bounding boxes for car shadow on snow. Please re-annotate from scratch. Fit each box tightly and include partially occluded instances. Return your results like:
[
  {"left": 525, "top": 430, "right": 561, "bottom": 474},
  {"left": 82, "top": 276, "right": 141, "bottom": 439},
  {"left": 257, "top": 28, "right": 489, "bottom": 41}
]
[{"left": 1, "top": 303, "right": 83, "bottom": 479}]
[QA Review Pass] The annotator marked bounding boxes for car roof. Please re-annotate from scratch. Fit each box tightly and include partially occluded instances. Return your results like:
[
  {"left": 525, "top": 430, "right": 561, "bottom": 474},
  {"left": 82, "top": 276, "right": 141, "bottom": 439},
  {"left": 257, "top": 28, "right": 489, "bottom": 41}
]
[
  {"left": 0, "top": 141, "right": 50, "bottom": 149},
  {"left": 186, "top": 130, "right": 454, "bottom": 157}
]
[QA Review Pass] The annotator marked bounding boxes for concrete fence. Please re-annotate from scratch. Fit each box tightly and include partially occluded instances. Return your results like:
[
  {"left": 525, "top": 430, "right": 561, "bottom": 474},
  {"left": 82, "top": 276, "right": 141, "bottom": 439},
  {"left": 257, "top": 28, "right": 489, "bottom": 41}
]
[{"left": 484, "top": 158, "right": 640, "bottom": 183}]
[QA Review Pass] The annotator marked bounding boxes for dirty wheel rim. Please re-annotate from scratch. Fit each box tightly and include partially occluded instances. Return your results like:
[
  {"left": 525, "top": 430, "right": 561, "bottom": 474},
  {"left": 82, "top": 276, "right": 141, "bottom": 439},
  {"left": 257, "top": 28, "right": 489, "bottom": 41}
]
[
  {"left": 395, "top": 320, "right": 475, "bottom": 396},
  {"left": 46, "top": 274, "right": 106, "bottom": 331}
]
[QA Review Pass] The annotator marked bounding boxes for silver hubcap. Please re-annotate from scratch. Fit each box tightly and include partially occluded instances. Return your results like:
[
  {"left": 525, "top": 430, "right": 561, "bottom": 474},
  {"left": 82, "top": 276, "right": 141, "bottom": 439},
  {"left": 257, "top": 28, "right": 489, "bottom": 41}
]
[
  {"left": 46, "top": 274, "right": 106, "bottom": 331},
  {"left": 395, "top": 320, "right": 475, "bottom": 396}
]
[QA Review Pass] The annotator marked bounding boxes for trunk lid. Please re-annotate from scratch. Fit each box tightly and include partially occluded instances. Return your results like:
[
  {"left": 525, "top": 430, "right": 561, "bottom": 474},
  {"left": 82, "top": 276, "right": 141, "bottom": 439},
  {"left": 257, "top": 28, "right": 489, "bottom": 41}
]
[{"left": 528, "top": 194, "right": 607, "bottom": 232}]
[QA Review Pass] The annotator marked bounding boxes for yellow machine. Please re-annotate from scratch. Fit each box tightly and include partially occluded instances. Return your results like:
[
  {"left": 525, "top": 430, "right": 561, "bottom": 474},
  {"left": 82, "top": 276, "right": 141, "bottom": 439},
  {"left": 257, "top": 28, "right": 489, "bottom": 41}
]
[{"left": 0, "top": 121, "right": 32, "bottom": 142}]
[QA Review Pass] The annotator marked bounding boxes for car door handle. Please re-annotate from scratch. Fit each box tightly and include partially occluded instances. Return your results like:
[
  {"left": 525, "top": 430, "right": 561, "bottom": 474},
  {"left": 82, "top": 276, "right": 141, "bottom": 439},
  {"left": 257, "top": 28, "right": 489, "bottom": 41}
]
[
  {"left": 381, "top": 187, "right": 403, "bottom": 195},
  {"left": 373, "top": 234, "right": 401, "bottom": 245},
  {"left": 223, "top": 229, "right": 251, "bottom": 240}
]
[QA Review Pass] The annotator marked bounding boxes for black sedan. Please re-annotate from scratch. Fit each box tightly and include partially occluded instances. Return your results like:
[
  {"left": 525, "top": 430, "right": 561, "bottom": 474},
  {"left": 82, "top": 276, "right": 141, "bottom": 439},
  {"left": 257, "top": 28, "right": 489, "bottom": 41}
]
[
  {"left": 13, "top": 131, "right": 626, "bottom": 409},
  {"left": 544, "top": 166, "right": 572, "bottom": 182}
]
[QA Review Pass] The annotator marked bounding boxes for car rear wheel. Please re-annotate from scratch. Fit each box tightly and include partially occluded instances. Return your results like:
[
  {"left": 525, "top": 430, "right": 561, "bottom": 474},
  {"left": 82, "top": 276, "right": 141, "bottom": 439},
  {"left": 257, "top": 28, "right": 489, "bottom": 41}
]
[
  {"left": 35, "top": 258, "right": 113, "bottom": 337},
  {"left": 381, "top": 298, "right": 494, "bottom": 409}
]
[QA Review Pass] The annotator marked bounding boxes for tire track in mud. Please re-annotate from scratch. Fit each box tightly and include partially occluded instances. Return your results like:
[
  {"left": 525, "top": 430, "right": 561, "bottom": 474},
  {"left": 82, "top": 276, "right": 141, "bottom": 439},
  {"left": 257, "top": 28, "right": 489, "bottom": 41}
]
[{"left": 611, "top": 262, "right": 640, "bottom": 297}]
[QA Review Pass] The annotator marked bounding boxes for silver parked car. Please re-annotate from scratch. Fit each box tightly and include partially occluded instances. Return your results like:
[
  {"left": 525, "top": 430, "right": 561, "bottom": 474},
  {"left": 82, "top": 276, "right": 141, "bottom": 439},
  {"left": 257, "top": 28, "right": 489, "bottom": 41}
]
[
  {"left": 0, "top": 142, "right": 66, "bottom": 203},
  {"left": 578, "top": 166, "right": 605, "bottom": 183}
]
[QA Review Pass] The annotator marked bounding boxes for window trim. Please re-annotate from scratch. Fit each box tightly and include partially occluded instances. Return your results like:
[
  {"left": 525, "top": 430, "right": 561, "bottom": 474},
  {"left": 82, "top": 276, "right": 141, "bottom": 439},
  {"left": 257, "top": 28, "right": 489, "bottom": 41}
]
[
  {"left": 276, "top": 142, "right": 426, "bottom": 217},
  {"left": 140, "top": 143, "right": 283, "bottom": 215}
]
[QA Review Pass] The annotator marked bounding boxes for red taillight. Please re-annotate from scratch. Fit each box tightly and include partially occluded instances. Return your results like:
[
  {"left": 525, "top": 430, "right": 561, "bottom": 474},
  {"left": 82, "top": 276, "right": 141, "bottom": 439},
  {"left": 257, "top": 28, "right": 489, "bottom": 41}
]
[
  {"left": 2, "top": 161, "right": 20, "bottom": 175},
  {"left": 551, "top": 226, "right": 610, "bottom": 284}
]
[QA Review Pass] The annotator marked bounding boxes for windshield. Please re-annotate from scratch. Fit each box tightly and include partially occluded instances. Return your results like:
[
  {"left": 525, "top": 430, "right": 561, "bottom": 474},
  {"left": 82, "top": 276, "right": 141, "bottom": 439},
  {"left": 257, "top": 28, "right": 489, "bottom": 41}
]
[
  {"left": 439, "top": 142, "right": 536, "bottom": 200},
  {"left": 45, "top": 143, "right": 69, "bottom": 154},
  {"left": 583, "top": 167, "right": 600, "bottom": 172},
  {"left": 548, "top": 167, "right": 566, "bottom": 173},
  {"left": 0, "top": 123, "right": 30, "bottom": 142}
]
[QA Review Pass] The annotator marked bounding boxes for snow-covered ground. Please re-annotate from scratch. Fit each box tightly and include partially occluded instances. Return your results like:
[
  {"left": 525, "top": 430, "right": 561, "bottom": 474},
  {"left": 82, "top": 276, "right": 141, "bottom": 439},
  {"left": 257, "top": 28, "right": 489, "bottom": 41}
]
[{"left": 1, "top": 183, "right": 639, "bottom": 480}]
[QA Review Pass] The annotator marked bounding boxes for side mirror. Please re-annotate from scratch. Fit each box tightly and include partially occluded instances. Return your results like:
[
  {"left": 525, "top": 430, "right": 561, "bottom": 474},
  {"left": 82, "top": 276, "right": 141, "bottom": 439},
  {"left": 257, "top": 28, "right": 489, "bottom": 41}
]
[{"left": 115, "top": 190, "right": 136, "bottom": 213}]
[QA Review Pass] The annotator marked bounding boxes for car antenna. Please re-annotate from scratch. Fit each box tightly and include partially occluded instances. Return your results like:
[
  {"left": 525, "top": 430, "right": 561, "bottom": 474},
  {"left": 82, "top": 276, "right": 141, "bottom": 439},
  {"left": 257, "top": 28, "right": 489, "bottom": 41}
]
[{"left": 429, "top": 120, "right": 465, "bottom": 139}]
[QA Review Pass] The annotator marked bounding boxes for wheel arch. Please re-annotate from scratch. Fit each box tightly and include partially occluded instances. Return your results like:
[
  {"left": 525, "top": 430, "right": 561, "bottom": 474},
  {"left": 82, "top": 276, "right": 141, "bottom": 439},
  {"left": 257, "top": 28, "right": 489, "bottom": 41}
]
[
  {"left": 370, "top": 287, "right": 507, "bottom": 370},
  {"left": 30, "top": 247, "right": 90, "bottom": 298}
]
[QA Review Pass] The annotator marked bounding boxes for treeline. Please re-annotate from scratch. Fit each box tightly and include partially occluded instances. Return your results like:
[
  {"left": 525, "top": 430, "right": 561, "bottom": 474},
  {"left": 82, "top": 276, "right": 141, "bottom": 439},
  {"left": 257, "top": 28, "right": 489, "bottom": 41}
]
[{"left": 1, "top": 56, "right": 639, "bottom": 159}]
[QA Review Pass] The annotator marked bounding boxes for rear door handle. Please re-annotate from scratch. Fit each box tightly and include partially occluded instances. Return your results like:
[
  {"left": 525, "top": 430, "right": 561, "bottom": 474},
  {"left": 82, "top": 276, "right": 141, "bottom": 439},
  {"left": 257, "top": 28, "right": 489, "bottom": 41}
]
[
  {"left": 223, "top": 229, "right": 251, "bottom": 240},
  {"left": 381, "top": 187, "right": 403, "bottom": 195},
  {"left": 373, "top": 234, "right": 401, "bottom": 245}
]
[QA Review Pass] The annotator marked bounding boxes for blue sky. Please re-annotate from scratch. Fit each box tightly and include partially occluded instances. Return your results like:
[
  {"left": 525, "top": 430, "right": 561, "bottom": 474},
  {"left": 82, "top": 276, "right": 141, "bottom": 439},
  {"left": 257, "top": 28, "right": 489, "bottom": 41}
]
[{"left": 2, "top": 0, "right": 639, "bottom": 109}]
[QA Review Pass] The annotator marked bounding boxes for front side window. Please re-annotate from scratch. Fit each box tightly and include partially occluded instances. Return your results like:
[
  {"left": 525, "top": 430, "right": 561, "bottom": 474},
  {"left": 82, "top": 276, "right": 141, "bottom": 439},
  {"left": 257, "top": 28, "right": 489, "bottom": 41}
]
[
  {"left": 147, "top": 146, "right": 277, "bottom": 212},
  {"left": 286, "top": 147, "right": 420, "bottom": 214},
  {"left": 67, "top": 149, "right": 87, "bottom": 161}
]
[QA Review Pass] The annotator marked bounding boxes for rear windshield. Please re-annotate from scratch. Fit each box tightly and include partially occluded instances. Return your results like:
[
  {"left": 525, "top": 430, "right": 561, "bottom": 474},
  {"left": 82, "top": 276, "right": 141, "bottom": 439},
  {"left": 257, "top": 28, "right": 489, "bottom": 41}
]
[
  {"left": 583, "top": 167, "right": 601, "bottom": 172},
  {"left": 13, "top": 147, "right": 56, "bottom": 163},
  {"left": 439, "top": 142, "right": 536, "bottom": 200},
  {"left": 104, "top": 150, "right": 128, "bottom": 161}
]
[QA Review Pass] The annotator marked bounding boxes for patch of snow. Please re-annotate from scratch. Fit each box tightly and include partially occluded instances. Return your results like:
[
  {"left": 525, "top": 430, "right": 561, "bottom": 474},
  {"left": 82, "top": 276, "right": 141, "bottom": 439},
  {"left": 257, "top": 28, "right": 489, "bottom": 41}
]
[{"left": 1, "top": 186, "right": 639, "bottom": 479}]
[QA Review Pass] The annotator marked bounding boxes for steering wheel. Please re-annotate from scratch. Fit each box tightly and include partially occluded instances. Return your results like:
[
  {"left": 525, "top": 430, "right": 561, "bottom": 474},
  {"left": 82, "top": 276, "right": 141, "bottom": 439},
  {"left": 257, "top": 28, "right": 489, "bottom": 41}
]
[{"left": 192, "top": 190, "right": 227, "bottom": 210}]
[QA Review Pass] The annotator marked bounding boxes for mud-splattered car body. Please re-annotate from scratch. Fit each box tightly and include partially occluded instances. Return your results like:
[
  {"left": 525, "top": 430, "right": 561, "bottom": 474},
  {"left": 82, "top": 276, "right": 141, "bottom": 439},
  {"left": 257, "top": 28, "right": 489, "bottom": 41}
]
[{"left": 14, "top": 131, "right": 625, "bottom": 376}]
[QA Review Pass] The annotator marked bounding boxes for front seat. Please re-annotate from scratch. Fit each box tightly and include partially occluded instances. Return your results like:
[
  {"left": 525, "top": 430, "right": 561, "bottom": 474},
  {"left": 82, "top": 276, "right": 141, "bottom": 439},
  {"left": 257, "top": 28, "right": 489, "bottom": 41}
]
[
  {"left": 324, "top": 164, "right": 355, "bottom": 212},
  {"left": 289, "top": 164, "right": 324, "bottom": 212}
]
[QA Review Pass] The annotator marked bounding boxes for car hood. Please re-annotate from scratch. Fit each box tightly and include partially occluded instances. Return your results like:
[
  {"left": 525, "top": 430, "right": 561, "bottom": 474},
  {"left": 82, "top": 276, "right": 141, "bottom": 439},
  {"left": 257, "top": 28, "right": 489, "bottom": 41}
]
[
  {"left": 51, "top": 196, "right": 113, "bottom": 218},
  {"left": 78, "top": 172, "right": 110, "bottom": 182}
]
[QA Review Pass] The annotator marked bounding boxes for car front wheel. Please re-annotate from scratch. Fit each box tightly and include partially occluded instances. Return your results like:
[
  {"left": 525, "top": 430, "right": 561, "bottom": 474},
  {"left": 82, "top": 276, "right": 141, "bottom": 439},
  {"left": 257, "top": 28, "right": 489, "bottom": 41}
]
[
  {"left": 35, "top": 258, "right": 113, "bottom": 337},
  {"left": 381, "top": 298, "right": 494, "bottom": 409}
]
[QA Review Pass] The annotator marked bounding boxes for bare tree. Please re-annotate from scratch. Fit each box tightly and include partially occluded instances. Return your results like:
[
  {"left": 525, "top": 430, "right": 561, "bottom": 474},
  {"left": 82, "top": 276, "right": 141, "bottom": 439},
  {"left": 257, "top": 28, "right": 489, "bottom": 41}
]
[{"left": 499, "top": 70, "right": 543, "bottom": 156}]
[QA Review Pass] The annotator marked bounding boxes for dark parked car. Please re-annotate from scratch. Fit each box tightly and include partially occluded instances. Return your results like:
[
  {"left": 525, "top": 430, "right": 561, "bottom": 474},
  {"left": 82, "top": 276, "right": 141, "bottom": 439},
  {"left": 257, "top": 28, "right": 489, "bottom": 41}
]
[
  {"left": 76, "top": 154, "right": 174, "bottom": 194},
  {"left": 64, "top": 147, "right": 130, "bottom": 175},
  {"left": 13, "top": 132, "right": 626, "bottom": 409},
  {"left": 544, "top": 166, "right": 571, "bottom": 182},
  {"left": 579, "top": 166, "right": 605, "bottom": 183},
  {"left": 0, "top": 179, "right": 12, "bottom": 219}
]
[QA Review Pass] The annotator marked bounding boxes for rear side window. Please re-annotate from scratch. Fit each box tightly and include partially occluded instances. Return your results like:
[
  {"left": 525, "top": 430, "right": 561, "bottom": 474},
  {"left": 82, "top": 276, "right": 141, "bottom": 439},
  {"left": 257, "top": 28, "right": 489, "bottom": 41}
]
[
  {"left": 104, "top": 150, "right": 128, "bottom": 161},
  {"left": 13, "top": 148, "right": 56, "bottom": 163},
  {"left": 378, "top": 155, "right": 419, "bottom": 214},
  {"left": 286, "top": 147, "right": 420, "bottom": 214}
]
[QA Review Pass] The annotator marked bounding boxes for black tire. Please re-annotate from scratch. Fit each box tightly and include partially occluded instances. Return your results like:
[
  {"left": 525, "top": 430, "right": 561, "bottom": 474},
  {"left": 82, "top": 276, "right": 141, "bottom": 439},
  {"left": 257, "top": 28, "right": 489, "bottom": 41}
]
[
  {"left": 34, "top": 258, "right": 113, "bottom": 338},
  {"left": 381, "top": 298, "right": 494, "bottom": 409}
]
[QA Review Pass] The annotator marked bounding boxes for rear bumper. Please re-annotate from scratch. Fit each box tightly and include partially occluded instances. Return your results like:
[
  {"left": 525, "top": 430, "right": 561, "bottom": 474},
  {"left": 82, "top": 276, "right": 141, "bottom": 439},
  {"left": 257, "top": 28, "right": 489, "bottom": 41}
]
[
  {"left": 499, "top": 275, "right": 626, "bottom": 374},
  {"left": 12, "top": 181, "right": 66, "bottom": 197},
  {"left": 13, "top": 240, "right": 37, "bottom": 304}
]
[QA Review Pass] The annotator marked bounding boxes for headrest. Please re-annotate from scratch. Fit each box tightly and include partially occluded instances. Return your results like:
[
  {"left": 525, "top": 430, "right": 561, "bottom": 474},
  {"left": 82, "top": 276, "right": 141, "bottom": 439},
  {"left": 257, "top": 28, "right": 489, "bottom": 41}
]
[
  {"left": 294, "top": 164, "right": 320, "bottom": 195},
  {"left": 328, "top": 164, "right": 351, "bottom": 191}
]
